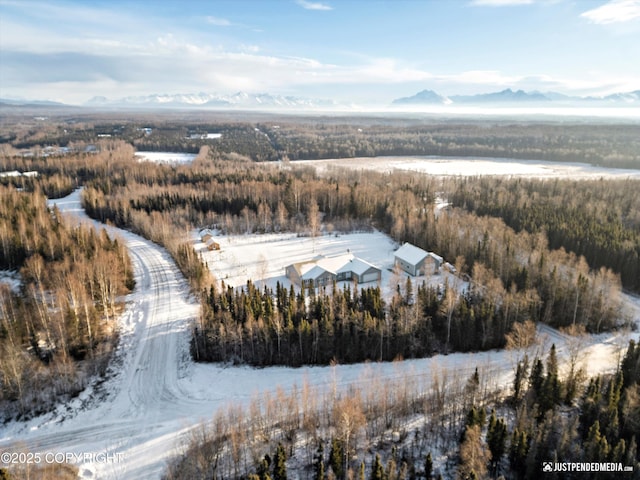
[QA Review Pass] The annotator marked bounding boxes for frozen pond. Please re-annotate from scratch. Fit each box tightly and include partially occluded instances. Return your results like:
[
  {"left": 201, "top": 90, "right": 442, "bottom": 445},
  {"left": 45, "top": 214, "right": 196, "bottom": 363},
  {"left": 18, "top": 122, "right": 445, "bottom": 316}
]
[
  {"left": 134, "top": 151, "right": 197, "bottom": 164},
  {"left": 295, "top": 155, "right": 640, "bottom": 179}
]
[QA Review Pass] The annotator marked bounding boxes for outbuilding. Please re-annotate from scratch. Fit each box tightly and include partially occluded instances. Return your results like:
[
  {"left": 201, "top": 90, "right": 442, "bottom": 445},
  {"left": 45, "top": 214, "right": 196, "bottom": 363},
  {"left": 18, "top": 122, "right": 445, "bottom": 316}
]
[
  {"left": 394, "top": 242, "right": 442, "bottom": 276},
  {"left": 205, "top": 237, "right": 221, "bottom": 251}
]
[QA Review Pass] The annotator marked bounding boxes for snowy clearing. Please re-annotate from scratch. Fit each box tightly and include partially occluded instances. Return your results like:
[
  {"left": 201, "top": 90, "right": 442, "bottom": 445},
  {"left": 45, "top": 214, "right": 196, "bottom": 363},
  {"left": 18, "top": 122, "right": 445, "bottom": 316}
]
[
  {"left": 0, "top": 190, "right": 638, "bottom": 479},
  {"left": 294, "top": 155, "right": 640, "bottom": 179},
  {"left": 134, "top": 151, "right": 197, "bottom": 164},
  {"left": 195, "top": 231, "right": 465, "bottom": 301}
]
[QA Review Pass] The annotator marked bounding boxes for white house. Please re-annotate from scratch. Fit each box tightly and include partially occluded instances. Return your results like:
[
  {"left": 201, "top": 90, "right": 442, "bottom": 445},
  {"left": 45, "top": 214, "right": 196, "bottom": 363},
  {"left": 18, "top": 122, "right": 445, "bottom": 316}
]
[{"left": 286, "top": 253, "right": 381, "bottom": 288}]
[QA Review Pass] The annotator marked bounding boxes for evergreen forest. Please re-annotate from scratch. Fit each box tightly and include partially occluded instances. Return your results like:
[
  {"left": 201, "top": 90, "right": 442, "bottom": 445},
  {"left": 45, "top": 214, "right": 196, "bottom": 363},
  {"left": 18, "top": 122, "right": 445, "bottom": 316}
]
[{"left": 0, "top": 114, "right": 639, "bottom": 479}]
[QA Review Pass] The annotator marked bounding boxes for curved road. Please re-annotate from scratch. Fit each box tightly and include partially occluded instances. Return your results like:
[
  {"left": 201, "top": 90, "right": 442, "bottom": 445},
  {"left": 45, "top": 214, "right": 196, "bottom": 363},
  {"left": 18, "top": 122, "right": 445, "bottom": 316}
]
[
  {"left": 1, "top": 190, "right": 200, "bottom": 479},
  {"left": 0, "top": 189, "right": 637, "bottom": 479}
]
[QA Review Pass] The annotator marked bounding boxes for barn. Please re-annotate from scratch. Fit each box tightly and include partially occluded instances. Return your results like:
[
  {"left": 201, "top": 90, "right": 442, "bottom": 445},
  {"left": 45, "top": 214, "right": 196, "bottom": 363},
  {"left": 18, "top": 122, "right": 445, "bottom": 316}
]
[{"left": 394, "top": 243, "right": 443, "bottom": 276}]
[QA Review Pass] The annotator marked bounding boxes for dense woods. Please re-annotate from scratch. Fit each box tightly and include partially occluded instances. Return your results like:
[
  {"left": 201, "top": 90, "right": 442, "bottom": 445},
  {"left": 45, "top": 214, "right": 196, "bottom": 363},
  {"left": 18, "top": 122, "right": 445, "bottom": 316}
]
[
  {"left": 75, "top": 147, "right": 626, "bottom": 367},
  {"left": 0, "top": 185, "right": 133, "bottom": 418},
  {"left": 1, "top": 113, "right": 638, "bottom": 478},
  {"left": 192, "top": 277, "right": 536, "bottom": 366},
  {"left": 0, "top": 120, "right": 632, "bottom": 370},
  {"left": 451, "top": 177, "right": 640, "bottom": 292},
  {"left": 0, "top": 116, "right": 634, "bottom": 378},
  {"left": 164, "top": 341, "right": 640, "bottom": 479},
  {"left": 4, "top": 116, "right": 640, "bottom": 168}
]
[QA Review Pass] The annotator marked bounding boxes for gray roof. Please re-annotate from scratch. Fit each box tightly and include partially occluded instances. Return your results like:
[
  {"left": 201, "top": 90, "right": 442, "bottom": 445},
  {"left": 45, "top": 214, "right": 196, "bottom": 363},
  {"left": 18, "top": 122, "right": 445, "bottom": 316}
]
[
  {"left": 295, "top": 253, "right": 380, "bottom": 280},
  {"left": 394, "top": 243, "right": 429, "bottom": 265}
]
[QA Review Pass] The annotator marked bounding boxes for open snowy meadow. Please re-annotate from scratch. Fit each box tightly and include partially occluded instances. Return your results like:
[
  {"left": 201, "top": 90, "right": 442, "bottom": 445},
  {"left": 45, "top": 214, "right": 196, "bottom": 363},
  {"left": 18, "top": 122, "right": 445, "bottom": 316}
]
[
  {"left": 295, "top": 155, "right": 640, "bottom": 179},
  {"left": 134, "top": 151, "right": 198, "bottom": 164}
]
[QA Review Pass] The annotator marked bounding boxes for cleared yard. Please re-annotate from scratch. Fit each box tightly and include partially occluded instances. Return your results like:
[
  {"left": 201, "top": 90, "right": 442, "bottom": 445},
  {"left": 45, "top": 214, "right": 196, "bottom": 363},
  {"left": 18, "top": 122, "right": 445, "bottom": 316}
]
[{"left": 194, "top": 230, "right": 465, "bottom": 299}]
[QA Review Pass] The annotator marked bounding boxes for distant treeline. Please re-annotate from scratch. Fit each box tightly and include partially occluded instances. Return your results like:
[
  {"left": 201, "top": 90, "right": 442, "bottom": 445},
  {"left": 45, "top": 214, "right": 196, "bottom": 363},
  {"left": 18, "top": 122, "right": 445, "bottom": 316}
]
[{"left": 4, "top": 118, "right": 640, "bottom": 168}]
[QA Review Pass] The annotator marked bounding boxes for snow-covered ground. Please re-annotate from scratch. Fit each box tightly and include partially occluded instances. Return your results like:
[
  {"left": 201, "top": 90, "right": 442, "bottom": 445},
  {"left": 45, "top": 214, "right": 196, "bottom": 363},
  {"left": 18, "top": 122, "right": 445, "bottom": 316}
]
[
  {"left": 294, "top": 155, "right": 640, "bottom": 179},
  {"left": 0, "top": 270, "right": 21, "bottom": 293},
  {"left": 0, "top": 190, "right": 638, "bottom": 479},
  {"left": 196, "top": 230, "right": 466, "bottom": 301},
  {"left": 134, "top": 151, "right": 197, "bottom": 164}
]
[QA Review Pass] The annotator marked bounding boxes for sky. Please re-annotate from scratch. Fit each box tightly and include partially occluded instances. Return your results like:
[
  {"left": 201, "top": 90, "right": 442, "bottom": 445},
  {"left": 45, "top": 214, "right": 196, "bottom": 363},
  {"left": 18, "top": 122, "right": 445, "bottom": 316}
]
[{"left": 0, "top": 0, "right": 639, "bottom": 105}]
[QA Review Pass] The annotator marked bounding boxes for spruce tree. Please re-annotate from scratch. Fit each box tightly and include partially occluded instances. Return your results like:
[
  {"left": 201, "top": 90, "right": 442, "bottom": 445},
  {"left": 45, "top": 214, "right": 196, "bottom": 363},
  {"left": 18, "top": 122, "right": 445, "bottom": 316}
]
[
  {"left": 585, "top": 420, "right": 610, "bottom": 462},
  {"left": 487, "top": 411, "right": 507, "bottom": 475},
  {"left": 425, "top": 452, "right": 433, "bottom": 479},
  {"left": 509, "top": 429, "right": 528, "bottom": 479},
  {"left": 621, "top": 340, "right": 640, "bottom": 388},
  {"left": 529, "top": 357, "right": 544, "bottom": 398},
  {"left": 257, "top": 455, "right": 272, "bottom": 480},
  {"left": 611, "top": 438, "right": 626, "bottom": 463},
  {"left": 404, "top": 276, "right": 413, "bottom": 305},
  {"left": 329, "top": 438, "right": 344, "bottom": 480},
  {"left": 512, "top": 355, "right": 529, "bottom": 404},
  {"left": 273, "top": 443, "right": 287, "bottom": 480},
  {"left": 370, "top": 454, "right": 385, "bottom": 480},
  {"left": 314, "top": 443, "right": 325, "bottom": 480}
]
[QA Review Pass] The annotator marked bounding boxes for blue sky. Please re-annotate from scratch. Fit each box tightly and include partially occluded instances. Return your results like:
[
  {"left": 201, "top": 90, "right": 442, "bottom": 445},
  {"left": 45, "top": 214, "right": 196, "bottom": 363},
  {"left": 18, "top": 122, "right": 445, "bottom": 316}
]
[{"left": 0, "top": 0, "right": 639, "bottom": 104}]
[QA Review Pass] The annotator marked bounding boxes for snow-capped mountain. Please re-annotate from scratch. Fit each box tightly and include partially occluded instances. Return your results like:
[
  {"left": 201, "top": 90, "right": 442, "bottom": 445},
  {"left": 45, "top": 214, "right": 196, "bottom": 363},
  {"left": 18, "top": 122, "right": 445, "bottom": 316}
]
[
  {"left": 392, "top": 89, "right": 452, "bottom": 105},
  {"left": 449, "top": 88, "right": 550, "bottom": 104},
  {"left": 85, "top": 92, "right": 338, "bottom": 109},
  {"left": 391, "top": 88, "right": 640, "bottom": 106},
  {"left": 0, "top": 97, "right": 68, "bottom": 107},
  {"left": 597, "top": 90, "right": 640, "bottom": 104}
]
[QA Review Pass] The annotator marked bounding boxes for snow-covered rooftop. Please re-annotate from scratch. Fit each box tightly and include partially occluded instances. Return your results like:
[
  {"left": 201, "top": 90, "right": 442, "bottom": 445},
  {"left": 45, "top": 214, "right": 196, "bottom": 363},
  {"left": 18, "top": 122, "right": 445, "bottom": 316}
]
[
  {"left": 336, "top": 255, "right": 379, "bottom": 276},
  {"left": 429, "top": 252, "right": 444, "bottom": 264},
  {"left": 301, "top": 265, "right": 328, "bottom": 281},
  {"left": 297, "top": 253, "right": 379, "bottom": 279},
  {"left": 394, "top": 243, "right": 429, "bottom": 265}
]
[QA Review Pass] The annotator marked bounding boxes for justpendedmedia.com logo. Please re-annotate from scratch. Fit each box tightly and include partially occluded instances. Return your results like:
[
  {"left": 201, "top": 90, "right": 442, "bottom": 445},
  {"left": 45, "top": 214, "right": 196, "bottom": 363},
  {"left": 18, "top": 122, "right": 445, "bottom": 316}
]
[{"left": 543, "top": 462, "right": 633, "bottom": 473}]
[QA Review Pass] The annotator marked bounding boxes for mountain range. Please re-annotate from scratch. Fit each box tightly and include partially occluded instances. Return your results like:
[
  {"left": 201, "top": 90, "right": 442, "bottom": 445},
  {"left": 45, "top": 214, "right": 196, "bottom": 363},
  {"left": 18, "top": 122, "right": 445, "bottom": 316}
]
[
  {"left": 392, "top": 88, "right": 640, "bottom": 106},
  {"left": 2, "top": 88, "right": 638, "bottom": 111},
  {"left": 84, "top": 91, "right": 338, "bottom": 109}
]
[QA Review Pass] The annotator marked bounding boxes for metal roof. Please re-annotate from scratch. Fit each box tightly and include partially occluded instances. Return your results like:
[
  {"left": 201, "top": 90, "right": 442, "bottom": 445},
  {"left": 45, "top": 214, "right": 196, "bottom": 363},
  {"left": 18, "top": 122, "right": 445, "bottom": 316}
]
[{"left": 394, "top": 243, "right": 429, "bottom": 266}]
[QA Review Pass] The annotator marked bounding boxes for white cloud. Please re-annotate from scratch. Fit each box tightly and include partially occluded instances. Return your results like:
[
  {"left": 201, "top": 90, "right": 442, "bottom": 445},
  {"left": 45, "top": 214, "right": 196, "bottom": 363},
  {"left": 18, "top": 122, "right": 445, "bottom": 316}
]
[
  {"left": 581, "top": 0, "right": 640, "bottom": 24},
  {"left": 296, "top": 0, "right": 333, "bottom": 11},
  {"left": 1, "top": 0, "right": 636, "bottom": 104},
  {"left": 206, "top": 16, "right": 232, "bottom": 26},
  {"left": 437, "top": 70, "right": 522, "bottom": 86},
  {"left": 470, "top": 0, "right": 534, "bottom": 6}
]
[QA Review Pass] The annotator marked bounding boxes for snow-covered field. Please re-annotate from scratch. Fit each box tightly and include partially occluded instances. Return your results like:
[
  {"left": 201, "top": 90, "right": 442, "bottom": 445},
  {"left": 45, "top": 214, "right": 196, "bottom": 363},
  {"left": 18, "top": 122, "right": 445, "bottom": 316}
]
[
  {"left": 134, "top": 151, "right": 197, "bottom": 164},
  {"left": 295, "top": 155, "right": 640, "bottom": 179},
  {"left": 0, "top": 190, "right": 638, "bottom": 479}
]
